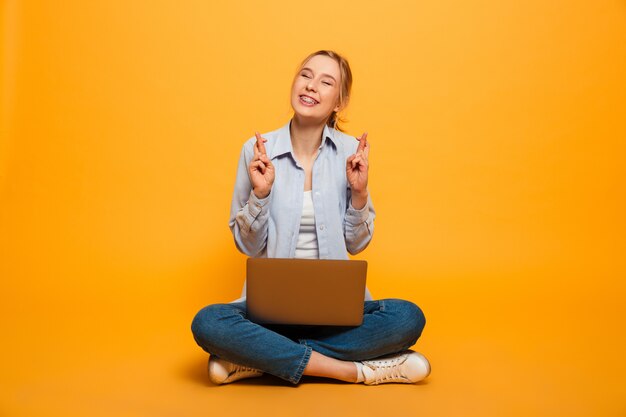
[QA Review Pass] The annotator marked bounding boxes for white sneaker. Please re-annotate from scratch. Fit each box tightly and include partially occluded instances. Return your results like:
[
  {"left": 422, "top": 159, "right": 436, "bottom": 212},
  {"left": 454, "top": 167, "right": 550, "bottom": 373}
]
[
  {"left": 360, "top": 350, "right": 431, "bottom": 385},
  {"left": 208, "top": 355, "right": 264, "bottom": 385}
]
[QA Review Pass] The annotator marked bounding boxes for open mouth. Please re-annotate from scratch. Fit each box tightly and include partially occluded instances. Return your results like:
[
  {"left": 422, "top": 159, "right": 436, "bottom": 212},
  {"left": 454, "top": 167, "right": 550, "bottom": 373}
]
[{"left": 299, "top": 95, "right": 319, "bottom": 106}]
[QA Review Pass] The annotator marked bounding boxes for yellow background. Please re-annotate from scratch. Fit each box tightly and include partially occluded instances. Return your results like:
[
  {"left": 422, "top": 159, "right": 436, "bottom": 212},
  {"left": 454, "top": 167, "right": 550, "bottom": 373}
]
[{"left": 1, "top": 0, "right": 625, "bottom": 416}]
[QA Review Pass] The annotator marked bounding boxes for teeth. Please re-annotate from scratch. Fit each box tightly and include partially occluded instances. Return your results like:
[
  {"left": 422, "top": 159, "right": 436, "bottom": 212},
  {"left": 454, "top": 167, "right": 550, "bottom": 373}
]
[{"left": 301, "top": 96, "right": 316, "bottom": 104}]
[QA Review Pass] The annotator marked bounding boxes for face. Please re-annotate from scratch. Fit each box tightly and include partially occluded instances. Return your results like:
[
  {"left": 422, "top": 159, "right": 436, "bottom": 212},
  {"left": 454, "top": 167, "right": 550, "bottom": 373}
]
[{"left": 291, "top": 54, "right": 342, "bottom": 124}]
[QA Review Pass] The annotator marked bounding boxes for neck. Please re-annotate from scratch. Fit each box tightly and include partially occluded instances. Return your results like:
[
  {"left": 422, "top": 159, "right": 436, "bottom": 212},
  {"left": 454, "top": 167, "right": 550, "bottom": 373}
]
[{"left": 290, "top": 115, "right": 326, "bottom": 158}]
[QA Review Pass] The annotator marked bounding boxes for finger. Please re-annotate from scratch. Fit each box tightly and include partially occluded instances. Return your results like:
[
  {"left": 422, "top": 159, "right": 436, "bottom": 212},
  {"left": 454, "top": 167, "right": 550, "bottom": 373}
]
[
  {"left": 255, "top": 132, "right": 268, "bottom": 156},
  {"left": 363, "top": 136, "right": 370, "bottom": 158},
  {"left": 253, "top": 139, "right": 260, "bottom": 158},
  {"left": 251, "top": 160, "right": 267, "bottom": 174},
  {"left": 356, "top": 152, "right": 368, "bottom": 165},
  {"left": 260, "top": 153, "right": 273, "bottom": 169},
  {"left": 353, "top": 156, "right": 369, "bottom": 171},
  {"left": 346, "top": 154, "right": 356, "bottom": 170},
  {"left": 357, "top": 132, "right": 368, "bottom": 153},
  {"left": 261, "top": 153, "right": 273, "bottom": 165}
]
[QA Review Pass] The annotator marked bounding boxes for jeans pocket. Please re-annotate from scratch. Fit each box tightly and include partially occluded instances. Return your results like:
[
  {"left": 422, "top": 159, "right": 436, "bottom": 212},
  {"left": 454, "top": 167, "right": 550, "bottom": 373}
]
[{"left": 363, "top": 300, "right": 382, "bottom": 315}]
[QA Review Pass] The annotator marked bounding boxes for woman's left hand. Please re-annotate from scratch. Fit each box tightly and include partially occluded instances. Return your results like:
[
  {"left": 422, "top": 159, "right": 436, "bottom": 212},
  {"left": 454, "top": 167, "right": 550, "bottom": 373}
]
[{"left": 346, "top": 132, "right": 369, "bottom": 198}]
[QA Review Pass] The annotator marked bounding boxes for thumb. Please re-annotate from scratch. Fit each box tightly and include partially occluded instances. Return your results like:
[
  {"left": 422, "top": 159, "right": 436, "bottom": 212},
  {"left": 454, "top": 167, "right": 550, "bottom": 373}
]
[{"left": 346, "top": 154, "right": 356, "bottom": 171}]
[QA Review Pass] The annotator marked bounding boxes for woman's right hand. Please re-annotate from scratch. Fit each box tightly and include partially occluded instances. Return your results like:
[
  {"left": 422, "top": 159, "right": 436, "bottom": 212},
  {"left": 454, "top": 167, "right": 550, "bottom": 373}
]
[{"left": 249, "top": 132, "right": 275, "bottom": 199}]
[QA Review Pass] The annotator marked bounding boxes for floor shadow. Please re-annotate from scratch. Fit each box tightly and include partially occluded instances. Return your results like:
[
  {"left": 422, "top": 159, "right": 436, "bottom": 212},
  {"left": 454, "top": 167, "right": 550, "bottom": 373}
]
[
  {"left": 233, "top": 374, "right": 297, "bottom": 387},
  {"left": 180, "top": 355, "right": 431, "bottom": 387},
  {"left": 179, "top": 356, "right": 298, "bottom": 388},
  {"left": 179, "top": 356, "right": 357, "bottom": 387},
  {"left": 179, "top": 356, "right": 212, "bottom": 386}
]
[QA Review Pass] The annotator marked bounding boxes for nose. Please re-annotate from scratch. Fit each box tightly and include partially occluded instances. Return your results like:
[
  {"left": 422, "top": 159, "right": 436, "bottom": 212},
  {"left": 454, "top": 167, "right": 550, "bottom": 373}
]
[{"left": 306, "top": 80, "right": 317, "bottom": 92}]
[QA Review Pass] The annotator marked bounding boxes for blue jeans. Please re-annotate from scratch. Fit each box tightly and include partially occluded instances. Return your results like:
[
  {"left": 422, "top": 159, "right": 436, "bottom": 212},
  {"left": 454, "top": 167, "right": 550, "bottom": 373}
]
[{"left": 191, "top": 298, "right": 426, "bottom": 384}]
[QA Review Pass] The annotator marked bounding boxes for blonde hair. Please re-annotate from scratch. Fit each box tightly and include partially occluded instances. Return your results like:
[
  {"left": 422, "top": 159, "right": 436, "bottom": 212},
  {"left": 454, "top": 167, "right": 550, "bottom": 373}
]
[{"left": 294, "top": 50, "right": 353, "bottom": 132}]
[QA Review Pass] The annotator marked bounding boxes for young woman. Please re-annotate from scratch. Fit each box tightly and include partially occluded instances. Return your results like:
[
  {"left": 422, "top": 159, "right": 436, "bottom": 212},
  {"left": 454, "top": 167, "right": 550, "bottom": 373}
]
[{"left": 191, "top": 50, "right": 430, "bottom": 385}]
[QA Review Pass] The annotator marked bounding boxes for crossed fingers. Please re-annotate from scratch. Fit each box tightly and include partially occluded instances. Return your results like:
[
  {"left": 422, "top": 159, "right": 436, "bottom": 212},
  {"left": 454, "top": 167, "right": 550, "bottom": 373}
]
[
  {"left": 254, "top": 132, "right": 268, "bottom": 156},
  {"left": 350, "top": 132, "right": 369, "bottom": 169},
  {"left": 252, "top": 131, "right": 270, "bottom": 174}
]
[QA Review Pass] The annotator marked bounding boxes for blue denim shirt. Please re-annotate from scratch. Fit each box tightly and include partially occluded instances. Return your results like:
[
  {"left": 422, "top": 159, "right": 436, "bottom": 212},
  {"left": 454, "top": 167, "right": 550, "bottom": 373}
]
[{"left": 229, "top": 119, "right": 375, "bottom": 302}]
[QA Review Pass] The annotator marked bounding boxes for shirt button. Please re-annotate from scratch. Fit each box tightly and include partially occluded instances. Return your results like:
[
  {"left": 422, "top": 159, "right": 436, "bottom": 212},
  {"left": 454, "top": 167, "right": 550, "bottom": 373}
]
[{"left": 319, "top": 225, "right": 325, "bottom": 231}]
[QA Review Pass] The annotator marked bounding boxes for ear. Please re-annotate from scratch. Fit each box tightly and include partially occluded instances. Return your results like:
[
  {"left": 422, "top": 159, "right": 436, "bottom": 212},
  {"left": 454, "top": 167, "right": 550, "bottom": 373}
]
[
  {"left": 334, "top": 96, "right": 348, "bottom": 113},
  {"left": 333, "top": 100, "right": 343, "bottom": 113}
]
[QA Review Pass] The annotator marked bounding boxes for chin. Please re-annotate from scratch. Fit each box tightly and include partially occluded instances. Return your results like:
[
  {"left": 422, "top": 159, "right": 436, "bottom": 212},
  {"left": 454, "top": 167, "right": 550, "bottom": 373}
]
[
  {"left": 292, "top": 107, "right": 328, "bottom": 123},
  {"left": 292, "top": 112, "right": 329, "bottom": 126}
]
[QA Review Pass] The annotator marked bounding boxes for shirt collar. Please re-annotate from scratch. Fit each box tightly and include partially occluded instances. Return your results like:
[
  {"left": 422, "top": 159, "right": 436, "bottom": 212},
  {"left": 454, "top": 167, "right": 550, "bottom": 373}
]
[{"left": 269, "top": 119, "right": 339, "bottom": 160}]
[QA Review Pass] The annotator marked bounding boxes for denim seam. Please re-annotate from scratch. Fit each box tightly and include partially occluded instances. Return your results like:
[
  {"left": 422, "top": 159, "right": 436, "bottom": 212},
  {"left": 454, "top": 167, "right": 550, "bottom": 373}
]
[
  {"left": 291, "top": 345, "right": 313, "bottom": 384},
  {"left": 380, "top": 299, "right": 386, "bottom": 312}
]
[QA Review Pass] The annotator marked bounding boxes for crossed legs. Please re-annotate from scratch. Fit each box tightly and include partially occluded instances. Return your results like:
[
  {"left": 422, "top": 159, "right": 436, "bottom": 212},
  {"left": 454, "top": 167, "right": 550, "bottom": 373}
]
[{"left": 191, "top": 298, "right": 425, "bottom": 384}]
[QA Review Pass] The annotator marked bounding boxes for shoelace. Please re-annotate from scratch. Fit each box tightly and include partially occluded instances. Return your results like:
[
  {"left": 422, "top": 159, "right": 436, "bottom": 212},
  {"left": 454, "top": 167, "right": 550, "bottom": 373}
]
[
  {"left": 365, "top": 354, "right": 409, "bottom": 383},
  {"left": 230, "top": 363, "right": 261, "bottom": 377}
]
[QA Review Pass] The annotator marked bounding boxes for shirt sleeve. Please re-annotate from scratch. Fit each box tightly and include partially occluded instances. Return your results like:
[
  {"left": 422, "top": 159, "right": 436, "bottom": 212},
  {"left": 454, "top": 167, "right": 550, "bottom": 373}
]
[
  {"left": 344, "top": 188, "right": 375, "bottom": 255},
  {"left": 228, "top": 142, "right": 271, "bottom": 257}
]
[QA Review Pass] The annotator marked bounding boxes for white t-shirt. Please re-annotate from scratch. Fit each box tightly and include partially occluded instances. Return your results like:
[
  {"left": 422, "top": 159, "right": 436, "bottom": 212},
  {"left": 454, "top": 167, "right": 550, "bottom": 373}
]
[{"left": 294, "top": 191, "right": 319, "bottom": 259}]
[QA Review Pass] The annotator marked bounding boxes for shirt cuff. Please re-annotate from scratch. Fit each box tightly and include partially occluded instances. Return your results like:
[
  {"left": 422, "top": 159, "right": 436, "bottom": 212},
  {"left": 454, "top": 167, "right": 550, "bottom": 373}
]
[
  {"left": 248, "top": 189, "right": 270, "bottom": 218},
  {"left": 347, "top": 200, "right": 370, "bottom": 224}
]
